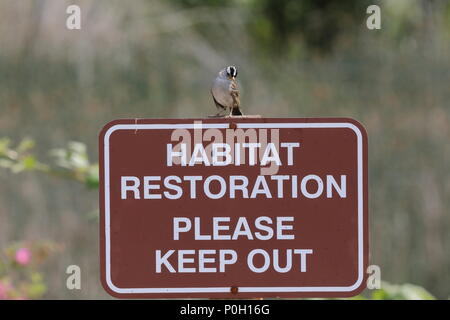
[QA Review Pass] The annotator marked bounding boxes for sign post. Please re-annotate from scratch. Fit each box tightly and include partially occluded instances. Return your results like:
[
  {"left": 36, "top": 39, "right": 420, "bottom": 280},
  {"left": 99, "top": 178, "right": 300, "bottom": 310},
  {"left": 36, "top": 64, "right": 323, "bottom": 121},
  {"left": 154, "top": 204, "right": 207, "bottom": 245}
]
[{"left": 99, "top": 118, "right": 368, "bottom": 298}]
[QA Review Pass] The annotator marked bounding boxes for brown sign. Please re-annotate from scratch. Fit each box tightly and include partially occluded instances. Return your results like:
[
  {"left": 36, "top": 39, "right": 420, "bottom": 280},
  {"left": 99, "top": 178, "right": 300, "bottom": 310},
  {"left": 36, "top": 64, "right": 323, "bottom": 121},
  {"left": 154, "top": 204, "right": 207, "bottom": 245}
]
[{"left": 99, "top": 118, "right": 368, "bottom": 298}]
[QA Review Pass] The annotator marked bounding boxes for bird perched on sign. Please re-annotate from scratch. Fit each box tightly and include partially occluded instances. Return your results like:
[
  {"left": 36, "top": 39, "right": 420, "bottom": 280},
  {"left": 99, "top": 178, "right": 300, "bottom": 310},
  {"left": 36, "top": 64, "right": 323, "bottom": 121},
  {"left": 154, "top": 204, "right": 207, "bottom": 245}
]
[{"left": 211, "top": 66, "right": 243, "bottom": 116}]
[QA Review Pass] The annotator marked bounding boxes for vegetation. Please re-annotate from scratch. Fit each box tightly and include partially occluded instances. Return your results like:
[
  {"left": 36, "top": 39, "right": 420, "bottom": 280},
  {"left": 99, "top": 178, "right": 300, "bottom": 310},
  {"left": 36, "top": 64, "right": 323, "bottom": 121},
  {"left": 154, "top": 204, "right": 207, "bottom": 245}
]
[{"left": 0, "top": 242, "right": 59, "bottom": 299}]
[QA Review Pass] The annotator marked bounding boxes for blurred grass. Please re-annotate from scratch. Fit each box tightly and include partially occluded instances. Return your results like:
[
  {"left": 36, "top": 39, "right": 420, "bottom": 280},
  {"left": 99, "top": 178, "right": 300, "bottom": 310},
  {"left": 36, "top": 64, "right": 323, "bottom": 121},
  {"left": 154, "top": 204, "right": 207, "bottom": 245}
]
[{"left": 0, "top": 0, "right": 449, "bottom": 298}]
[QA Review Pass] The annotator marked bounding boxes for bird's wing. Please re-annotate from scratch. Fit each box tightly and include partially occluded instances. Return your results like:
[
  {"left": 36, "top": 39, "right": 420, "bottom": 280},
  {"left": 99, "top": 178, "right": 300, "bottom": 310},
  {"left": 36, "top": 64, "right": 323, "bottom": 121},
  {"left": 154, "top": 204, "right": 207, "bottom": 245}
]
[{"left": 211, "top": 88, "right": 227, "bottom": 110}]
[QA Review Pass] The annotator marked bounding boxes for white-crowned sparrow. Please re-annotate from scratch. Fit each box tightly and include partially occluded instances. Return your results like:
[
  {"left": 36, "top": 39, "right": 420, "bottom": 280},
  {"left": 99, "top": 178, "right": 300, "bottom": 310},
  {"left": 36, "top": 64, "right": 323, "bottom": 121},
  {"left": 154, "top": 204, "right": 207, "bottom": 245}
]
[{"left": 211, "top": 66, "right": 243, "bottom": 116}]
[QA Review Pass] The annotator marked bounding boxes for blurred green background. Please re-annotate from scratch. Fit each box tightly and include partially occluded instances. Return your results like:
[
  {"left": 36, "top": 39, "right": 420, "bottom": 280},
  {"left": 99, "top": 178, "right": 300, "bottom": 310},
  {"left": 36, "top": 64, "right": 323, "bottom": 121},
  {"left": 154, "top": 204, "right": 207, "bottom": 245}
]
[{"left": 0, "top": 0, "right": 449, "bottom": 299}]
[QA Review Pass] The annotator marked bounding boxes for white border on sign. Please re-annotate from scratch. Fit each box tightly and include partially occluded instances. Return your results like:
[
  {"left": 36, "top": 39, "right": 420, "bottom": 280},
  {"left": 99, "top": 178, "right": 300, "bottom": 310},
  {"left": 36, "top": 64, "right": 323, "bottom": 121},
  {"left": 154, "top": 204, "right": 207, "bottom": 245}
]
[{"left": 103, "top": 122, "right": 364, "bottom": 294}]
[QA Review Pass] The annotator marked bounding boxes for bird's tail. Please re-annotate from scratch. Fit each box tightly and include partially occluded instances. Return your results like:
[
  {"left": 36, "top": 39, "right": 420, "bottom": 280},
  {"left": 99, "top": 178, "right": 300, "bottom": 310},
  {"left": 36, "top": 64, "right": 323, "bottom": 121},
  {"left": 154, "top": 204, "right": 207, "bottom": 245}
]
[{"left": 231, "top": 107, "right": 243, "bottom": 116}]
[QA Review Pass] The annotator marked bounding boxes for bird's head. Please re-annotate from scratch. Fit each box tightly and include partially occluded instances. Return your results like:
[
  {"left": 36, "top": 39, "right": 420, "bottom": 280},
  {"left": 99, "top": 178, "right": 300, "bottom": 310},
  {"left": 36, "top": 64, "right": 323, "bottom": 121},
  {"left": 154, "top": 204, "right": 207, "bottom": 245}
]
[{"left": 225, "top": 66, "right": 238, "bottom": 80}]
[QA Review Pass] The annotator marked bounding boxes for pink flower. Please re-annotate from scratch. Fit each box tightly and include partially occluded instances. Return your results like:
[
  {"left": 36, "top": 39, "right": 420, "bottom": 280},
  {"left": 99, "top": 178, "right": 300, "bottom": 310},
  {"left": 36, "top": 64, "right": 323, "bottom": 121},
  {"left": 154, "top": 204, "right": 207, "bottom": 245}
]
[
  {"left": 0, "top": 282, "right": 10, "bottom": 299},
  {"left": 15, "top": 247, "right": 32, "bottom": 266}
]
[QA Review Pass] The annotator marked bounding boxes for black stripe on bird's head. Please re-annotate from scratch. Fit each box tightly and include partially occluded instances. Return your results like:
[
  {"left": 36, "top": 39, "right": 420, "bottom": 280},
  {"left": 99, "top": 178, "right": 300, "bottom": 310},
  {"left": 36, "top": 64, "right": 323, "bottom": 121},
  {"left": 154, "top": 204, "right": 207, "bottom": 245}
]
[{"left": 226, "top": 66, "right": 238, "bottom": 79}]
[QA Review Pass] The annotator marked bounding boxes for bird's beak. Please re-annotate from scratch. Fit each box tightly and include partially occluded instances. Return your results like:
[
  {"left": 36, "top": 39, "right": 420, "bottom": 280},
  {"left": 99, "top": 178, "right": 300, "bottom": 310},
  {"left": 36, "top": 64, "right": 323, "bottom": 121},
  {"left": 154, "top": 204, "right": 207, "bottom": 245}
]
[{"left": 231, "top": 76, "right": 236, "bottom": 81}]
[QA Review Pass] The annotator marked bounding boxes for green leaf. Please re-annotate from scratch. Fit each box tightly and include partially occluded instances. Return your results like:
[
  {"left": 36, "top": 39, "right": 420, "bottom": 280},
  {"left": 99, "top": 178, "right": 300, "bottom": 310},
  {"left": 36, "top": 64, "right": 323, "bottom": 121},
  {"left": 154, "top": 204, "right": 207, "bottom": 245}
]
[
  {"left": 11, "top": 162, "right": 25, "bottom": 173},
  {"left": 85, "top": 175, "right": 99, "bottom": 189},
  {"left": 25, "top": 272, "right": 47, "bottom": 299},
  {"left": 0, "top": 138, "right": 11, "bottom": 155},
  {"left": 399, "top": 284, "right": 435, "bottom": 300},
  {"left": 68, "top": 141, "right": 87, "bottom": 155},
  {"left": 22, "top": 155, "right": 37, "bottom": 170},
  {"left": 85, "top": 165, "right": 99, "bottom": 189},
  {"left": 17, "top": 138, "right": 35, "bottom": 153},
  {"left": 371, "top": 288, "right": 389, "bottom": 300},
  {"left": 70, "top": 153, "right": 89, "bottom": 169},
  {"left": 371, "top": 282, "right": 436, "bottom": 300},
  {"left": 49, "top": 148, "right": 66, "bottom": 159}
]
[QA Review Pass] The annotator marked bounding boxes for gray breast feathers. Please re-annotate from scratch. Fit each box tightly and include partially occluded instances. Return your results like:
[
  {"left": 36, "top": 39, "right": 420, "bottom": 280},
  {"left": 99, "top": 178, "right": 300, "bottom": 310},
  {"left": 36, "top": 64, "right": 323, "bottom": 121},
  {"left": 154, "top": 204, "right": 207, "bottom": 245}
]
[{"left": 211, "top": 77, "right": 234, "bottom": 108}]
